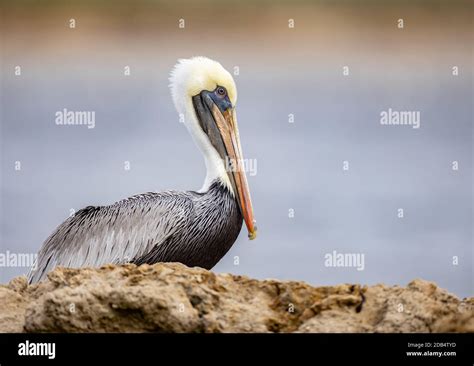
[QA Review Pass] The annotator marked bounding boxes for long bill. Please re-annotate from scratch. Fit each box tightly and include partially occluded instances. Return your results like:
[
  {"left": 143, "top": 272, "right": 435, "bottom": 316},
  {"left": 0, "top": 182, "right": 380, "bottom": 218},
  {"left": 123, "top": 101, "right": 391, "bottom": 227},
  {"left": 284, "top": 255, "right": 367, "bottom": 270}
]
[{"left": 193, "top": 92, "right": 257, "bottom": 240}]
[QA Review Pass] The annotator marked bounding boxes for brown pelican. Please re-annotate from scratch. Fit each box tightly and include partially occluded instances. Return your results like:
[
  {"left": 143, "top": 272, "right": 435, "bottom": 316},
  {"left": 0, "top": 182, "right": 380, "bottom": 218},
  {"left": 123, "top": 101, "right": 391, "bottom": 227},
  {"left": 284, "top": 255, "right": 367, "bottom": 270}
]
[{"left": 28, "top": 57, "right": 257, "bottom": 283}]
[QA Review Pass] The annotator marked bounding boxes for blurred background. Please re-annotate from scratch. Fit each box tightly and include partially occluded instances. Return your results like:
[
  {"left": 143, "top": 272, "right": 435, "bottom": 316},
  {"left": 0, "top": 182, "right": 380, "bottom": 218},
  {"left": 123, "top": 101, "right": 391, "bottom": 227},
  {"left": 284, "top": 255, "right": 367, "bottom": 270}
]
[{"left": 1, "top": 0, "right": 472, "bottom": 297}]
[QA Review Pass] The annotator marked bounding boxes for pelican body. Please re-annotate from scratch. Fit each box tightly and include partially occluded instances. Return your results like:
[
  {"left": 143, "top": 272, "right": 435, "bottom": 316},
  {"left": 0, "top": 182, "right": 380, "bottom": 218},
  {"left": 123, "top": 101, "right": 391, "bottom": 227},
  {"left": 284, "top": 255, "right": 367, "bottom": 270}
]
[{"left": 28, "top": 57, "right": 256, "bottom": 283}]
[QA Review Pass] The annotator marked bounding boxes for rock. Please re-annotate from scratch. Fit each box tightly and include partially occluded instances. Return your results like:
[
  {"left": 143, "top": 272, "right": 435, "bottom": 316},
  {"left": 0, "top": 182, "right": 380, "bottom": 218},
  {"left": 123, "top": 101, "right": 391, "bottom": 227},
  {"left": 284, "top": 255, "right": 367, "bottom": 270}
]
[{"left": 0, "top": 263, "right": 472, "bottom": 333}]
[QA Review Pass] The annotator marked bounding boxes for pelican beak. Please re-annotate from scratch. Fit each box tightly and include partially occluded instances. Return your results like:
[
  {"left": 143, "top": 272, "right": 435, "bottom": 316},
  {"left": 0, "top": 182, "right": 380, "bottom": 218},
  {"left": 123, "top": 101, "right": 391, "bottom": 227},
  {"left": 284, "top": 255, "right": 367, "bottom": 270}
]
[{"left": 192, "top": 91, "right": 257, "bottom": 240}]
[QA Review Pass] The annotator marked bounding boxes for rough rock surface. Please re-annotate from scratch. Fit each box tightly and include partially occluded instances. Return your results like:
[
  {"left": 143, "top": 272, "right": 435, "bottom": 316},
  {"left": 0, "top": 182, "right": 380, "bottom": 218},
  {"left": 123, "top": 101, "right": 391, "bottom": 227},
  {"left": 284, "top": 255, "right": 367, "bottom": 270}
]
[{"left": 0, "top": 263, "right": 472, "bottom": 333}]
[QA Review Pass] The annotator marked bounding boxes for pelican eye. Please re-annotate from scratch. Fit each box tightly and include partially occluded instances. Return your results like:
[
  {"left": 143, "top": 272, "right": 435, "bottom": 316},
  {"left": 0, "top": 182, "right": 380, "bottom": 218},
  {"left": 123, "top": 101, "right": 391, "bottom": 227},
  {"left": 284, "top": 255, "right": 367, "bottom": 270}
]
[{"left": 216, "top": 86, "right": 227, "bottom": 97}]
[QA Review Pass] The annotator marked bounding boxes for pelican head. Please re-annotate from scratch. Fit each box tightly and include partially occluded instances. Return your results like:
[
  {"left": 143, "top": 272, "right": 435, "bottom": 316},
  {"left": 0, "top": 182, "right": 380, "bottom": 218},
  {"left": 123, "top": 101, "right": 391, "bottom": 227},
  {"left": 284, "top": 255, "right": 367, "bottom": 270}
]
[{"left": 169, "top": 57, "right": 257, "bottom": 240}]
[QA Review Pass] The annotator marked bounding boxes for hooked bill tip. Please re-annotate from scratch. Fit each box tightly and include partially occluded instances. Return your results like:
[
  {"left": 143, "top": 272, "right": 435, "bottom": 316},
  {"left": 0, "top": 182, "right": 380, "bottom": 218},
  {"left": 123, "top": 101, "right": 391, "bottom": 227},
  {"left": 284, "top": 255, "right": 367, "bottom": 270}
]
[{"left": 248, "top": 226, "right": 258, "bottom": 240}]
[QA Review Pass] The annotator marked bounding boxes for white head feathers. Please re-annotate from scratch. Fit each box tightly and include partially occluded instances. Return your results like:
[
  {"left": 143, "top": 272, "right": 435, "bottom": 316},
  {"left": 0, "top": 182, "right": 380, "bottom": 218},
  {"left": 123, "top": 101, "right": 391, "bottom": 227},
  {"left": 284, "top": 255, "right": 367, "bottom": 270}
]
[
  {"left": 168, "top": 57, "right": 238, "bottom": 192},
  {"left": 169, "top": 57, "right": 237, "bottom": 115}
]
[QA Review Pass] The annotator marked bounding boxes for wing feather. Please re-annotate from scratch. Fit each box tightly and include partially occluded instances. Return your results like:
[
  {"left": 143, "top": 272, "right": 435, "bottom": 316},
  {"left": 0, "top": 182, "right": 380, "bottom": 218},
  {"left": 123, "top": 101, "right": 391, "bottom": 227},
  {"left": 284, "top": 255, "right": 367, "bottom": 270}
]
[{"left": 28, "top": 192, "right": 194, "bottom": 283}]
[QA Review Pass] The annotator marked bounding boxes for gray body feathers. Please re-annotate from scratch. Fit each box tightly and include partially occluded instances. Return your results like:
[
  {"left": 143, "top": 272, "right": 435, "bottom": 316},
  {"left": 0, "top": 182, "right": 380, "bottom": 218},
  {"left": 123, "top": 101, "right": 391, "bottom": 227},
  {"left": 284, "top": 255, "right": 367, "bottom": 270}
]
[{"left": 28, "top": 180, "right": 242, "bottom": 283}]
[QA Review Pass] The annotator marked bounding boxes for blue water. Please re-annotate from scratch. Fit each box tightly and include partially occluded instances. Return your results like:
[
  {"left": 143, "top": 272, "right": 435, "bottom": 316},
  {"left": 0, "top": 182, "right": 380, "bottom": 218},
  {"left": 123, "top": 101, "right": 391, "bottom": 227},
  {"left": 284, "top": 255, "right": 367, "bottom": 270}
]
[{"left": 1, "top": 54, "right": 472, "bottom": 297}]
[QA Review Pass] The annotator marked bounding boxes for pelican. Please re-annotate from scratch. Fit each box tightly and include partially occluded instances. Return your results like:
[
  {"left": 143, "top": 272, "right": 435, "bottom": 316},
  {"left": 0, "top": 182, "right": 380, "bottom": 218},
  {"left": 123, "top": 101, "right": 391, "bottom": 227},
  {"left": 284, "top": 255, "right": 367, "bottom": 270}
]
[{"left": 28, "top": 57, "right": 257, "bottom": 283}]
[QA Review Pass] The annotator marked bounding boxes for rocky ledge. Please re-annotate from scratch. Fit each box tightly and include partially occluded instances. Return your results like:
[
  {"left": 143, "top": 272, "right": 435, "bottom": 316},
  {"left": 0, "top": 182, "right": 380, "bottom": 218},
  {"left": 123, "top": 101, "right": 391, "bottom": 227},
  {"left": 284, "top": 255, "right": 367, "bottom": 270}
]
[{"left": 0, "top": 263, "right": 472, "bottom": 333}]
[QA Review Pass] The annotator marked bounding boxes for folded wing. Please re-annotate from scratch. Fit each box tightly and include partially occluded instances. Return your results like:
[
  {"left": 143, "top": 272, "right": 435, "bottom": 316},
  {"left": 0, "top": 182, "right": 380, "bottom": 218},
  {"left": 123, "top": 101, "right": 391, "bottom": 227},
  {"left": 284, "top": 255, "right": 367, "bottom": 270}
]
[{"left": 28, "top": 191, "right": 193, "bottom": 283}]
